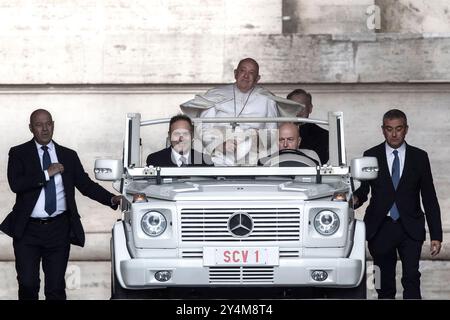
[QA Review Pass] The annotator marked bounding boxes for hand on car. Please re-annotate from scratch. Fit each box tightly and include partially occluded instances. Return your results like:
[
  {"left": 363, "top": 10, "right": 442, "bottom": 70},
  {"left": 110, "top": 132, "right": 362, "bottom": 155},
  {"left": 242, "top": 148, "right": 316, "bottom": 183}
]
[{"left": 111, "top": 195, "right": 122, "bottom": 207}]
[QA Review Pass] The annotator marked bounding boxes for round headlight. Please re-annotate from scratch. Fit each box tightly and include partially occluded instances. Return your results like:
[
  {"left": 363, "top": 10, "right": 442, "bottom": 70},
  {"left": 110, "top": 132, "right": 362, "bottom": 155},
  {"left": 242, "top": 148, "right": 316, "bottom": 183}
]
[
  {"left": 314, "top": 210, "right": 340, "bottom": 236},
  {"left": 141, "top": 211, "right": 167, "bottom": 237}
]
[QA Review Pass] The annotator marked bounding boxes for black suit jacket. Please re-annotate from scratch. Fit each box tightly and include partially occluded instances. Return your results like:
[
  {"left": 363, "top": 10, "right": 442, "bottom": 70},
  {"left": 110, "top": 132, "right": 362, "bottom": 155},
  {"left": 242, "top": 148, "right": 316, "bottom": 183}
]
[
  {"left": 354, "top": 142, "right": 442, "bottom": 242},
  {"left": 0, "top": 139, "right": 117, "bottom": 247},
  {"left": 146, "top": 147, "right": 213, "bottom": 167},
  {"left": 299, "top": 123, "right": 329, "bottom": 164}
]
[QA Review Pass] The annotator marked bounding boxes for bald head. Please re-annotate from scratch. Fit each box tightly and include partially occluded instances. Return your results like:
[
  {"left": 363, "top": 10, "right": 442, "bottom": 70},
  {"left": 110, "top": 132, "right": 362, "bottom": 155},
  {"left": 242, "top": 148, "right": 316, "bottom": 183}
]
[
  {"left": 30, "top": 109, "right": 52, "bottom": 124},
  {"left": 29, "top": 109, "right": 54, "bottom": 145},
  {"left": 236, "top": 58, "right": 259, "bottom": 74},
  {"left": 234, "top": 58, "right": 261, "bottom": 93},
  {"left": 278, "top": 122, "right": 301, "bottom": 151}
]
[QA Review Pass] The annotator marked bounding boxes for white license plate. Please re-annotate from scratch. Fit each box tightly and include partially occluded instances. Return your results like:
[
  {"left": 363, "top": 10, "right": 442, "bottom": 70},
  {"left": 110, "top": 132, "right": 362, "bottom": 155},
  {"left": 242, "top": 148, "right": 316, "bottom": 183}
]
[{"left": 203, "top": 247, "right": 279, "bottom": 266}]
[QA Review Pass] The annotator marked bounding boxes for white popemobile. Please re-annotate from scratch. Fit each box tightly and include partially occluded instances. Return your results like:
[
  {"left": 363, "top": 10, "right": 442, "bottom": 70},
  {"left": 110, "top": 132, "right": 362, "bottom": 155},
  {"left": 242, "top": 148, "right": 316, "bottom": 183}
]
[{"left": 95, "top": 112, "right": 378, "bottom": 299}]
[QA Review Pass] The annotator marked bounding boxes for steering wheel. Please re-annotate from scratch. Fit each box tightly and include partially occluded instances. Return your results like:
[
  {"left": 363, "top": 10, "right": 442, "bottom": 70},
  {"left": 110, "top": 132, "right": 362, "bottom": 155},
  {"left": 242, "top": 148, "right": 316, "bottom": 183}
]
[
  {"left": 278, "top": 149, "right": 306, "bottom": 156},
  {"left": 263, "top": 149, "right": 318, "bottom": 167}
]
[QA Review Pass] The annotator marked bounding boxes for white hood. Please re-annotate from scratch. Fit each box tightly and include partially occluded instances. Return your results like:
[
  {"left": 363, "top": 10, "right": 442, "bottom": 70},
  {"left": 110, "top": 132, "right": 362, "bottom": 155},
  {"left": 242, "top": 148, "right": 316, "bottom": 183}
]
[{"left": 129, "top": 180, "right": 341, "bottom": 201}]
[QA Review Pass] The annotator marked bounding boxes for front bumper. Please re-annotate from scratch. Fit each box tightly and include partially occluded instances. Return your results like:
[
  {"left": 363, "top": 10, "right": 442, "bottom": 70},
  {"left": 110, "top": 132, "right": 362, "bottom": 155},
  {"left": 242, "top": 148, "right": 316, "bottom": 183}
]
[{"left": 112, "top": 221, "right": 366, "bottom": 290}]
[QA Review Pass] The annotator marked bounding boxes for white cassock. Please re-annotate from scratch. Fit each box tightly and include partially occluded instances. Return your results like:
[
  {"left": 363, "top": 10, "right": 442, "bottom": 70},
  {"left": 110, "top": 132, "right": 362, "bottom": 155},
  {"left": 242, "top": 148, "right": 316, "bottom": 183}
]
[
  {"left": 181, "top": 84, "right": 279, "bottom": 166},
  {"left": 199, "top": 84, "right": 278, "bottom": 130}
]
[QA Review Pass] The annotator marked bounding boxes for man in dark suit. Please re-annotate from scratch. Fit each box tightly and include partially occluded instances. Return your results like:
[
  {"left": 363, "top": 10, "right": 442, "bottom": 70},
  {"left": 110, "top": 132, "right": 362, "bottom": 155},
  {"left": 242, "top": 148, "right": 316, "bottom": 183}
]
[
  {"left": 353, "top": 109, "right": 442, "bottom": 299},
  {"left": 0, "top": 109, "right": 121, "bottom": 300},
  {"left": 146, "top": 114, "right": 212, "bottom": 167},
  {"left": 287, "top": 89, "right": 329, "bottom": 164}
]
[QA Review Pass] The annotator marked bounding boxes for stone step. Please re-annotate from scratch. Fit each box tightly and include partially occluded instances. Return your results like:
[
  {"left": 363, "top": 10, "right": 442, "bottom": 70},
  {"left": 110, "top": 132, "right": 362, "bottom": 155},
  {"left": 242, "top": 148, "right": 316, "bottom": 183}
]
[
  {"left": 1, "top": 260, "right": 449, "bottom": 300},
  {"left": 0, "top": 232, "right": 111, "bottom": 261}
]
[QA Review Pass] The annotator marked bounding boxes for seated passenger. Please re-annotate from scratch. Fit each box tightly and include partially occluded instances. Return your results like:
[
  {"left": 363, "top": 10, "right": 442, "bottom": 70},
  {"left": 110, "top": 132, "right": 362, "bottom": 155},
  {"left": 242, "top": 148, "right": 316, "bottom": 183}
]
[
  {"left": 259, "top": 122, "right": 321, "bottom": 167},
  {"left": 287, "top": 89, "right": 329, "bottom": 164},
  {"left": 146, "top": 114, "right": 213, "bottom": 167}
]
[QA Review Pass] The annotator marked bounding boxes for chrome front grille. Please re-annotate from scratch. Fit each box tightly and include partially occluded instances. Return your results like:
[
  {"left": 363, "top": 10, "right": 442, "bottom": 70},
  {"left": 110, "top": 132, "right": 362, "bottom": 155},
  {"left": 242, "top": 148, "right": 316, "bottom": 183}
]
[
  {"left": 209, "top": 267, "right": 274, "bottom": 284},
  {"left": 181, "top": 249, "right": 203, "bottom": 258},
  {"left": 180, "top": 208, "right": 301, "bottom": 242}
]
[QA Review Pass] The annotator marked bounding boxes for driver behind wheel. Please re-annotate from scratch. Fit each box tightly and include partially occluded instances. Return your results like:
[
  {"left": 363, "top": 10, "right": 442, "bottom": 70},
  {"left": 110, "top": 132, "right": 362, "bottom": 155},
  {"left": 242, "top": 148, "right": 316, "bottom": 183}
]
[{"left": 259, "top": 122, "right": 320, "bottom": 167}]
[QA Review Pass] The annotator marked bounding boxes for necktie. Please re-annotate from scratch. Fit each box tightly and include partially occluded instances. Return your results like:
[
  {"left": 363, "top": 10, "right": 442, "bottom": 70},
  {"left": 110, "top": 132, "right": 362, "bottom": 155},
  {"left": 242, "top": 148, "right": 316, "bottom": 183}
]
[
  {"left": 42, "top": 146, "right": 56, "bottom": 215},
  {"left": 180, "top": 156, "right": 187, "bottom": 167},
  {"left": 390, "top": 150, "right": 400, "bottom": 220}
]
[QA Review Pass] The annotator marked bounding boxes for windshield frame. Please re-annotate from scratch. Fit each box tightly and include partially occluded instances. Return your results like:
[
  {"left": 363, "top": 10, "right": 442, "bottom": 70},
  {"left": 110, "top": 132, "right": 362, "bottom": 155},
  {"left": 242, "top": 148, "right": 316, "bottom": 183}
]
[{"left": 123, "top": 113, "right": 346, "bottom": 175}]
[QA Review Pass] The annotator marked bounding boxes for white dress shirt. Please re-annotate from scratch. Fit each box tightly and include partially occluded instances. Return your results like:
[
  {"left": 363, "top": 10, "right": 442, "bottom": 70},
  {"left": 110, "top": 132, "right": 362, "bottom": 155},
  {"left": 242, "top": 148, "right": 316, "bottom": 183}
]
[
  {"left": 171, "top": 148, "right": 190, "bottom": 167},
  {"left": 385, "top": 142, "right": 406, "bottom": 178},
  {"left": 31, "top": 140, "right": 67, "bottom": 218}
]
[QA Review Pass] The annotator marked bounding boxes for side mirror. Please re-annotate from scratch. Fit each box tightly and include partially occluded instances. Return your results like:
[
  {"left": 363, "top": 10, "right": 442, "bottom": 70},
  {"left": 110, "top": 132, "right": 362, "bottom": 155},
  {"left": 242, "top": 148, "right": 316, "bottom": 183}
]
[
  {"left": 94, "top": 159, "right": 123, "bottom": 181},
  {"left": 351, "top": 157, "right": 378, "bottom": 180}
]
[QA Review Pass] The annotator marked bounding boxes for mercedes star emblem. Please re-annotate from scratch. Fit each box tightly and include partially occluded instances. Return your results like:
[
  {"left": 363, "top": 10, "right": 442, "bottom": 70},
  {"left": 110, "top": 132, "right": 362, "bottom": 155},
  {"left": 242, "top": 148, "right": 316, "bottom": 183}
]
[{"left": 228, "top": 212, "right": 254, "bottom": 237}]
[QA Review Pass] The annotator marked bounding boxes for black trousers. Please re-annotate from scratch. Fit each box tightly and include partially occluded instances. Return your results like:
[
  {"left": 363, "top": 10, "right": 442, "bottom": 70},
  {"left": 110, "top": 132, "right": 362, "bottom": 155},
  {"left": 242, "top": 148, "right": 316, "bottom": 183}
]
[
  {"left": 12, "top": 213, "right": 70, "bottom": 300},
  {"left": 368, "top": 217, "right": 423, "bottom": 299}
]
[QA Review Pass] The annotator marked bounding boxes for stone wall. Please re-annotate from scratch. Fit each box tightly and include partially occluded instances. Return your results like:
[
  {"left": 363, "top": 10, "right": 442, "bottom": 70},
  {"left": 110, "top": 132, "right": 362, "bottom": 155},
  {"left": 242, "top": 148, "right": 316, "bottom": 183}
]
[
  {"left": 375, "top": 0, "right": 450, "bottom": 33},
  {"left": 282, "top": 0, "right": 375, "bottom": 34},
  {"left": 1, "top": 1, "right": 450, "bottom": 84},
  {"left": 2, "top": 34, "right": 450, "bottom": 84},
  {"left": 1, "top": 0, "right": 450, "bottom": 298}
]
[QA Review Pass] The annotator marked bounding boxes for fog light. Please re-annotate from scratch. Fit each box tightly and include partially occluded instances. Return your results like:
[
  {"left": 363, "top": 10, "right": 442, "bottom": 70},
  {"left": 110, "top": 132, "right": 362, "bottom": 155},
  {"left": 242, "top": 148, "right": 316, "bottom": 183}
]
[
  {"left": 311, "top": 270, "right": 328, "bottom": 282},
  {"left": 155, "top": 270, "right": 172, "bottom": 282}
]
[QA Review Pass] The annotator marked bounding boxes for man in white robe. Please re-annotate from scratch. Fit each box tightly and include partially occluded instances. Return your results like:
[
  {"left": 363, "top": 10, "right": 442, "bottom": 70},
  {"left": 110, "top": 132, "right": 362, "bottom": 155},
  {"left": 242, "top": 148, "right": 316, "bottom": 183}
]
[{"left": 181, "top": 58, "right": 279, "bottom": 165}]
